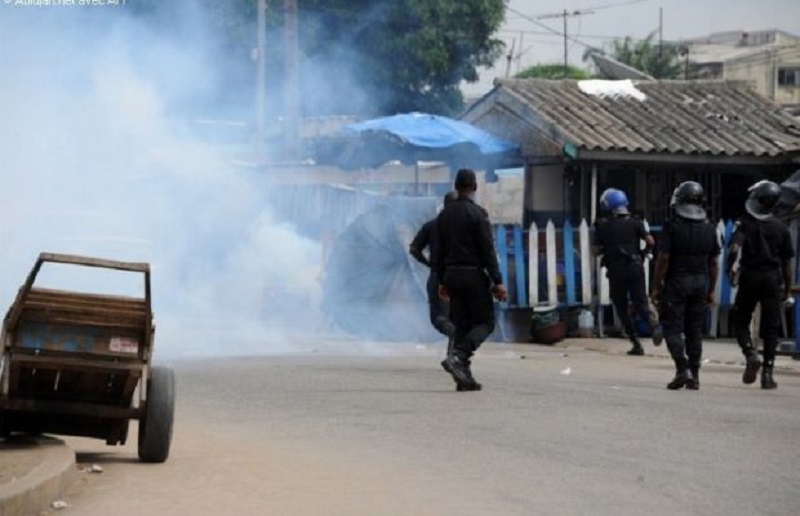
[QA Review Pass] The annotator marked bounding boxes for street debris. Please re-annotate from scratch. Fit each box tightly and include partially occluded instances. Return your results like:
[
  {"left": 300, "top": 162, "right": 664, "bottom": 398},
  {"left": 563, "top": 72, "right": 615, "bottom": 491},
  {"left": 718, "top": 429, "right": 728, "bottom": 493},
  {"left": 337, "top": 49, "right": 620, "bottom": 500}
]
[
  {"left": 51, "top": 500, "right": 69, "bottom": 510},
  {"left": 80, "top": 464, "right": 104, "bottom": 473},
  {"left": 611, "top": 385, "right": 622, "bottom": 390},
  {"left": 560, "top": 367, "right": 572, "bottom": 375}
]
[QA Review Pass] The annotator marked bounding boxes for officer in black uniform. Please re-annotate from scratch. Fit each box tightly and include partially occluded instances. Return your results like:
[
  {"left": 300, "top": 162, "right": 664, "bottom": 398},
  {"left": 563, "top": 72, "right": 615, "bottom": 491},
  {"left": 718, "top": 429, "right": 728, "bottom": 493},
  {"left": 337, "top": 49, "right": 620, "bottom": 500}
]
[
  {"left": 651, "top": 181, "right": 721, "bottom": 390},
  {"left": 727, "top": 180, "right": 794, "bottom": 390},
  {"left": 409, "top": 191, "right": 458, "bottom": 356},
  {"left": 593, "top": 188, "right": 662, "bottom": 356},
  {"left": 435, "top": 169, "right": 507, "bottom": 391}
]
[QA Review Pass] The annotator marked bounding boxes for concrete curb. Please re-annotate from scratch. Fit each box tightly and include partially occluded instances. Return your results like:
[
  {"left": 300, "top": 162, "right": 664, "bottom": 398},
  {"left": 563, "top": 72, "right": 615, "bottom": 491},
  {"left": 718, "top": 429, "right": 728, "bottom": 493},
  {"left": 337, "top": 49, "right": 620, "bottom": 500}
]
[{"left": 0, "top": 436, "right": 76, "bottom": 516}]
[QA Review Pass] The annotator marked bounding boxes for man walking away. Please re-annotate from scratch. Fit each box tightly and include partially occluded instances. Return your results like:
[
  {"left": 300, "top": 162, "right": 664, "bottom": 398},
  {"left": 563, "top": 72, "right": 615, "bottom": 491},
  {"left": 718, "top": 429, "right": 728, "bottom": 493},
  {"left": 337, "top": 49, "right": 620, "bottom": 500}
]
[
  {"left": 727, "top": 180, "right": 794, "bottom": 390},
  {"left": 651, "top": 181, "right": 720, "bottom": 390},
  {"left": 409, "top": 191, "right": 458, "bottom": 358},
  {"left": 594, "top": 188, "right": 662, "bottom": 356},
  {"left": 435, "top": 169, "right": 507, "bottom": 392}
]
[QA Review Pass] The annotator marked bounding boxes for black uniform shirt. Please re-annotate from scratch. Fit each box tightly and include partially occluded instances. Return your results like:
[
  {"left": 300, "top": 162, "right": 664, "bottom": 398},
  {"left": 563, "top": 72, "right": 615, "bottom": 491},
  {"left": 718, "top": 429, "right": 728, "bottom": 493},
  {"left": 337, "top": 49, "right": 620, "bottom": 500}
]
[
  {"left": 409, "top": 219, "right": 437, "bottom": 268},
  {"left": 434, "top": 197, "right": 502, "bottom": 285},
  {"left": 732, "top": 214, "right": 794, "bottom": 271},
  {"left": 593, "top": 216, "right": 649, "bottom": 268},
  {"left": 659, "top": 217, "right": 721, "bottom": 274}
]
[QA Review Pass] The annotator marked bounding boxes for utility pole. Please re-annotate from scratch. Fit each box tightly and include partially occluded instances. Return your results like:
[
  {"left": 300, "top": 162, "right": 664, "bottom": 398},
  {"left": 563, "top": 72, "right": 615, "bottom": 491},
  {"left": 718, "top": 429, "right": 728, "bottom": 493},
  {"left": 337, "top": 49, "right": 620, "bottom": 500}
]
[
  {"left": 505, "top": 37, "right": 516, "bottom": 78},
  {"left": 283, "top": 0, "right": 300, "bottom": 160},
  {"left": 255, "top": 0, "right": 267, "bottom": 158},
  {"left": 657, "top": 7, "right": 663, "bottom": 78},
  {"left": 537, "top": 8, "right": 595, "bottom": 79}
]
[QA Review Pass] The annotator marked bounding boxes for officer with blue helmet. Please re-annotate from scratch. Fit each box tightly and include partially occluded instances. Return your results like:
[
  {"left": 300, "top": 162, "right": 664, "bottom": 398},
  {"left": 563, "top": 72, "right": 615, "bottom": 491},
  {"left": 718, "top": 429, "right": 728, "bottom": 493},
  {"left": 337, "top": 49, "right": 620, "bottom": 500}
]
[
  {"left": 593, "top": 188, "right": 662, "bottom": 356},
  {"left": 727, "top": 180, "right": 794, "bottom": 390}
]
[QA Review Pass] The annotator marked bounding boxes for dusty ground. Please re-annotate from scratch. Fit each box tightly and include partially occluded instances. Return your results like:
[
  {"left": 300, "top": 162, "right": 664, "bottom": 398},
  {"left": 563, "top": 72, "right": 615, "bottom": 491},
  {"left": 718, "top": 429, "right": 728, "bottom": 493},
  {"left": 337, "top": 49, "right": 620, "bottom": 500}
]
[{"left": 29, "top": 338, "right": 800, "bottom": 516}]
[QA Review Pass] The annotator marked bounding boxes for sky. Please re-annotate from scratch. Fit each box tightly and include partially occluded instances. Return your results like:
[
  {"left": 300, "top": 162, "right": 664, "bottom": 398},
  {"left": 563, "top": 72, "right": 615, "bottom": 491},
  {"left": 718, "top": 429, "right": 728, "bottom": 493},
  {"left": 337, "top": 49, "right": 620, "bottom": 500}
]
[{"left": 463, "top": 0, "right": 800, "bottom": 96}]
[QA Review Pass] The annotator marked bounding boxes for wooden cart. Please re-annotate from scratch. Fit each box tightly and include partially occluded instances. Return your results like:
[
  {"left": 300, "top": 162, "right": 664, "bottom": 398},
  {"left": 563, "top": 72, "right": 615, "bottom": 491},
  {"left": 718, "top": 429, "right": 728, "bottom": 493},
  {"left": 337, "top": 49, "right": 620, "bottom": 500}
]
[{"left": 0, "top": 253, "right": 174, "bottom": 463}]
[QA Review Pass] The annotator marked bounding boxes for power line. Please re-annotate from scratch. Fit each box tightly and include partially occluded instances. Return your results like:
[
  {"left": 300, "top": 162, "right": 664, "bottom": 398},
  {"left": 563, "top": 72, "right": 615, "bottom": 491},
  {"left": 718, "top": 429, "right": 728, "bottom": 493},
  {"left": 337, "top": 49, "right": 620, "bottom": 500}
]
[
  {"left": 505, "top": 6, "right": 599, "bottom": 77},
  {"left": 581, "top": 0, "right": 653, "bottom": 11},
  {"left": 533, "top": 9, "right": 596, "bottom": 78}
]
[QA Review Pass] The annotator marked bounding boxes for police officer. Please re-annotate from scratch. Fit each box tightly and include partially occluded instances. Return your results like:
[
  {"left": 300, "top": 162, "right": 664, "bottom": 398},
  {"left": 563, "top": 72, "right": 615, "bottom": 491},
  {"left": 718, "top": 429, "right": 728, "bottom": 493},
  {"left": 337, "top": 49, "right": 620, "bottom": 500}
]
[
  {"left": 594, "top": 188, "right": 662, "bottom": 356},
  {"left": 651, "top": 181, "right": 721, "bottom": 390},
  {"left": 409, "top": 191, "right": 458, "bottom": 357},
  {"left": 727, "top": 180, "right": 794, "bottom": 390},
  {"left": 435, "top": 169, "right": 507, "bottom": 391}
]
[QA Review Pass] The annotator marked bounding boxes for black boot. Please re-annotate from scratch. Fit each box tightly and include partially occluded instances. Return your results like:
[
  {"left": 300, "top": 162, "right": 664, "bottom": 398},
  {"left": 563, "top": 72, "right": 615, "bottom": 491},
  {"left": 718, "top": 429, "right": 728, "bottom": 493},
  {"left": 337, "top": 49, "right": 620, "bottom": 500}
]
[
  {"left": 440, "top": 335, "right": 455, "bottom": 373},
  {"left": 686, "top": 366, "right": 699, "bottom": 390},
  {"left": 742, "top": 350, "right": 761, "bottom": 385},
  {"left": 442, "top": 354, "right": 480, "bottom": 391},
  {"left": 761, "top": 364, "right": 777, "bottom": 390},
  {"left": 457, "top": 360, "right": 482, "bottom": 392},
  {"left": 667, "top": 368, "right": 693, "bottom": 390},
  {"left": 627, "top": 339, "right": 645, "bottom": 356},
  {"left": 650, "top": 317, "right": 663, "bottom": 347}
]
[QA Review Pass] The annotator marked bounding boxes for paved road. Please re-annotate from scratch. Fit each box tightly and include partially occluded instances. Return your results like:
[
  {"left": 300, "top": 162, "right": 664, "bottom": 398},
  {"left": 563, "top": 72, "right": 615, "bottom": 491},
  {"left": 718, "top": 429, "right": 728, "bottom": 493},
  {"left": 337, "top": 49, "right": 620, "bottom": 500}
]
[{"left": 54, "top": 339, "right": 800, "bottom": 516}]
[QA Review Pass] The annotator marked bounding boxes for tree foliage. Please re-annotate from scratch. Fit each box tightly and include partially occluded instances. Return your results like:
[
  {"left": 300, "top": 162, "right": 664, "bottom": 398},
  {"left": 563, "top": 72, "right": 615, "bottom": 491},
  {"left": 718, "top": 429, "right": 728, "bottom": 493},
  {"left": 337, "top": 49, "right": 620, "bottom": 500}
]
[
  {"left": 297, "top": 0, "right": 505, "bottom": 116},
  {"left": 128, "top": 0, "right": 505, "bottom": 117},
  {"left": 515, "top": 64, "right": 592, "bottom": 80},
  {"left": 584, "top": 31, "right": 682, "bottom": 79}
]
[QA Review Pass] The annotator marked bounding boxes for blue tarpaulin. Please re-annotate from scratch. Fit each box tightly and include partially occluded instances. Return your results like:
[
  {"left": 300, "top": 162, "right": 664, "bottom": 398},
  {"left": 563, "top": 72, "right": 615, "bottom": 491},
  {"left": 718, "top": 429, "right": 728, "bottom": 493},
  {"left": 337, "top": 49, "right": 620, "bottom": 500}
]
[
  {"left": 346, "top": 112, "right": 519, "bottom": 155},
  {"left": 314, "top": 112, "right": 520, "bottom": 170}
]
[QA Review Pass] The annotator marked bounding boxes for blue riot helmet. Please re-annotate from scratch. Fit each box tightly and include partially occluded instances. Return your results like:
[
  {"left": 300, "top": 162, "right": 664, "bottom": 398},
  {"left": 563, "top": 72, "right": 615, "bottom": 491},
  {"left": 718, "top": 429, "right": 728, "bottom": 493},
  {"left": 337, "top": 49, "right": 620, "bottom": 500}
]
[{"left": 599, "top": 188, "right": 629, "bottom": 215}]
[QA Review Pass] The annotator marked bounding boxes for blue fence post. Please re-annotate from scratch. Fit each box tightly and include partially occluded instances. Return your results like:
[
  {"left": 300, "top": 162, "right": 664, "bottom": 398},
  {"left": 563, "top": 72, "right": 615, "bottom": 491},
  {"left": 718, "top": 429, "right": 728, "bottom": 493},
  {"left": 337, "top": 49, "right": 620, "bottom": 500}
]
[
  {"left": 496, "top": 225, "right": 509, "bottom": 308},
  {"left": 720, "top": 219, "right": 735, "bottom": 306},
  {"left": 563, "top": 220, "right": 576, "bottom": 306},
  {"left": 513, "top": 225, "right": 527, "bottom": 307}
]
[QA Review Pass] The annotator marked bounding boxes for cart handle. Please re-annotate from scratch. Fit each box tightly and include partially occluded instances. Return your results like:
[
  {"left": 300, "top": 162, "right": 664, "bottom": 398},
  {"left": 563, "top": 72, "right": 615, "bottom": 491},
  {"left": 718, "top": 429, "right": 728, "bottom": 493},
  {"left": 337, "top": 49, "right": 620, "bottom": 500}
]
[{"left": 38, "top": 253, "right": 150, "bottom": 273}]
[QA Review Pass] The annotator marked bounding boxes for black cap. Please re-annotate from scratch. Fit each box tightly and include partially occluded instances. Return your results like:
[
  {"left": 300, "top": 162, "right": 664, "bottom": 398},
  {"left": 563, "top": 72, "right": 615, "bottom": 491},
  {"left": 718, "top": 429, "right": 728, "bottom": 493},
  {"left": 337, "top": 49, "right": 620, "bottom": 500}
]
[{"left": 455, "top": 168, "right": 477, "bottom": 190}]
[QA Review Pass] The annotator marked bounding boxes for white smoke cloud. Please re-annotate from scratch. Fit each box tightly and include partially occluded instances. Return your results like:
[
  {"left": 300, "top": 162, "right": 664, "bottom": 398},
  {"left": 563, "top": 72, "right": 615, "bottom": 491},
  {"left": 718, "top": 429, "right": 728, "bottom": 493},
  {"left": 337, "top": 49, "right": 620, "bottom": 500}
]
[{"left": 0, "top": 6, "right": 325, "bottom": 358}]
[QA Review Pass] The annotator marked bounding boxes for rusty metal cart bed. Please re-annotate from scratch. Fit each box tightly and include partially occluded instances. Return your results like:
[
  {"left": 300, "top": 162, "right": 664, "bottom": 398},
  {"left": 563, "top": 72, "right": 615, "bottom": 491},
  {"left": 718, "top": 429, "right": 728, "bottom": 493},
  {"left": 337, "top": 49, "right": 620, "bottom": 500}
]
[{"left": 0, "top": 253, "right": 175, "bottom": 463}]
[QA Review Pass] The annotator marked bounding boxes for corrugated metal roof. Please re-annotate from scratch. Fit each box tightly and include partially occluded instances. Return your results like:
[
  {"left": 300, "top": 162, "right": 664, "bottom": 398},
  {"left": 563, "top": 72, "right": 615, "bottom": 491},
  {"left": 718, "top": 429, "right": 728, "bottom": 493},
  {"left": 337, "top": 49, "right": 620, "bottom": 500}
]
[{"left": 489, "top": 79, "right": 800, "bottom": 157}]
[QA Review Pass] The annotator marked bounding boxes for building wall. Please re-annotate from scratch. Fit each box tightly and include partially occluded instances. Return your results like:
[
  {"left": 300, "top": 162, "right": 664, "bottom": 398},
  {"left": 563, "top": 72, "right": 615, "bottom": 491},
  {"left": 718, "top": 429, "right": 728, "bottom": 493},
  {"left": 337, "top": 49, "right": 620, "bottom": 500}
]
[
  {"left": 481, "top": 173, "right": 525, "bottom": 225},
  {"left": 522, "top": 164, "right": 567, "bottom": 225},
  {"left": 724, "top": 45, "right": 800, "bottom": 104}
]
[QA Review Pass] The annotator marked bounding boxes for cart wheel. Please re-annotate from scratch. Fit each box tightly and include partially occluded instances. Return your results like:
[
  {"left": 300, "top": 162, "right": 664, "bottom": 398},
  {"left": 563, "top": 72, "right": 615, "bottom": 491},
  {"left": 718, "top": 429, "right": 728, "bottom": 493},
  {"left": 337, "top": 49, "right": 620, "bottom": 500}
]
[{"left": 138, "top": 366, "right": 175, "bottom": 463}]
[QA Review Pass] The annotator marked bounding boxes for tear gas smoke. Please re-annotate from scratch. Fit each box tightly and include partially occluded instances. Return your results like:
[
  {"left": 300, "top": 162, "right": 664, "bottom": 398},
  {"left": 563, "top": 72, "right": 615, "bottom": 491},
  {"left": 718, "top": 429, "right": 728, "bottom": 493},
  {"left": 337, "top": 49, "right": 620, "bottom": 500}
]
[
  {"left": 0, "top": 6, "right": 326, "bottom": 358},
  {"left": 0, "top": 4, "right": 441, "bottom": 358}
]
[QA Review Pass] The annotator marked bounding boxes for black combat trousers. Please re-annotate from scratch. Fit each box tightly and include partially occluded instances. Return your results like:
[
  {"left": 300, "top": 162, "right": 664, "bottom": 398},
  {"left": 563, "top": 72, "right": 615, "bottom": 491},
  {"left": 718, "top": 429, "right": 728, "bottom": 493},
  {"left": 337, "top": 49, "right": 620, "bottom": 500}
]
[
  {"left": 426, "top": 271, "right": 455, "bottom": 338},
  {"left": 661, "top": 273, "right": 707, "bottom": 373},
  {"left": 730, "top": 269, "right": 784, "bottom": 366},
  {"left": 607, "top": 262, "right": 653, "bottom": 342},
  {"left": 442, "top": 267, "right": 495, "bottom": 360}
]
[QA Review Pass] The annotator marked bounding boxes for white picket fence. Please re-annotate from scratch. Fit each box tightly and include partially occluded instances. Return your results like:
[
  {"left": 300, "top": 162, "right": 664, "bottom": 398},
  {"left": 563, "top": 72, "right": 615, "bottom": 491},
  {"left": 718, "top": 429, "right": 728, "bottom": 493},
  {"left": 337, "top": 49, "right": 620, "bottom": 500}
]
[{"left": 496, "top": 219, "right": 747, "bottom": 337}]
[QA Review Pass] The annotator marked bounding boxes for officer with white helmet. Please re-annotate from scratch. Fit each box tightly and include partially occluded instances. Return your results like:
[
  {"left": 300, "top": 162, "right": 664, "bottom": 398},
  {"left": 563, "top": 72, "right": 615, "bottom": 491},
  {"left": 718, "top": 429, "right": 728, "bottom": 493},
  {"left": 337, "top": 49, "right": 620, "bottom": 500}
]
[
  {"left": 727, "top": 180, "right": 794, "bottom": 390},
  {"left": 593, "top": 188, "right": 662, "bottom": 356},
  {"left": 651, "top": 181, "right": 721, "bottom": 390}
]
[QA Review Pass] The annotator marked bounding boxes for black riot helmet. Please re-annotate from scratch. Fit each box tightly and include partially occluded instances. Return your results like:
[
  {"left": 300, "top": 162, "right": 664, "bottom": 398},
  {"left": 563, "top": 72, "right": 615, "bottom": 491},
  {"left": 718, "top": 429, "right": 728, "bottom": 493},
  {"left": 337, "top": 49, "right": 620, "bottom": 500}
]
[
  {"left": 745, "top": 180, "right": 781, "bottom": 220},
  {"left": 670, "top": 181, "right": 706, "bottom": 221}
]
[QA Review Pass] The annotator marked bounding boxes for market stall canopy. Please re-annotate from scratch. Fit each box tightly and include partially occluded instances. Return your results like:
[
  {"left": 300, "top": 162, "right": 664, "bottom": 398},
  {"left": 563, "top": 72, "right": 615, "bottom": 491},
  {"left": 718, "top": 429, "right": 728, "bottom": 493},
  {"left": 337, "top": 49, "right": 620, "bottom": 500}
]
[
  {"left": 321, "top": 197, "right": 439, "bottom": 341},
  {"left": 313, "top": 112, "right": 521, "bottom": 170}
]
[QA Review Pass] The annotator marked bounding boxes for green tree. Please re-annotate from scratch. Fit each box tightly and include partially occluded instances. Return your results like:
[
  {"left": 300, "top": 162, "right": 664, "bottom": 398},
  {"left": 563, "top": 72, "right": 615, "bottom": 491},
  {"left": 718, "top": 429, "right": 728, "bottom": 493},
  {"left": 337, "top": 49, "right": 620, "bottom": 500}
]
[
  {"left": 515, "top": 63, "right": 592, "bottom": 80},
  {"left": 298, "top": 0, "right": 505, "bottom": 115},
  {"left": 586, "top": 31, "right": 681, "bottom": 79},
  {"left": 129, "top": 0, "right": 505, "bottom": 117}
]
